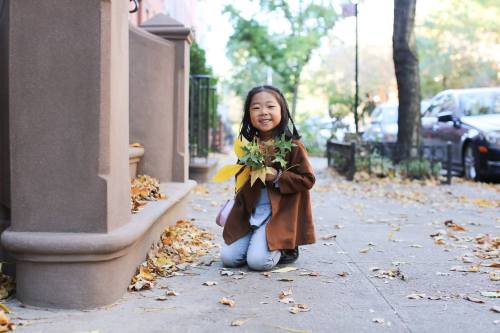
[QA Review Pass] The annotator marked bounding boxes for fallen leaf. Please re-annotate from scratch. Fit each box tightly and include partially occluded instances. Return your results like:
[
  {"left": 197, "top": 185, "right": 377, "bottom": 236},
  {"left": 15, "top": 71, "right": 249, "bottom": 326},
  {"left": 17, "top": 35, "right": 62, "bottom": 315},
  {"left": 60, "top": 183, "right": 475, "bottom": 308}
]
[
  {"left": 231, "top": 319, "right": 249, "bottom": 326},
  {"left": 278, "top": 288, "right": 293, "bottom": 299},
  {"left": 372, "top": 318, "right": 385, "bottom": 324},
  {"left": 480, "top": 291, "right": 500, "bottom": 298},
  {"left": 337, "top": 272, "right": 349, "bottom": 277},
  {"left": 261, "top": 272, "right": 271, "bottom": 277},
  {"left": 463, "top": 295, "right": 484, "bottom": 303},
  {"left": 202, "top": 281, "right": 218, "bottom": 286},
  {"left": 481, "top": 262, "right": 500, "bottom": 268},
  {"left": 489, "top": 271, "right": 500, "bottom": 281},
  {"left": 166, "top": 290, "right": 178, "bottom": 296},
  {"left": 321, "top": 234, "right": 336, "bottom": 240},
  {"left": 299, "top": 272, "right": 320, "bottom": 277},
  {"left": 409, "top": 244, "right": 423, "bottom": 248},
  {"left": 288, "top": 304, "right": 310, "bottom": 314},
  {"left": 407, "top": 293, "right": 426, "bottom": 299},
  {"left": 271, "top": 267, "right": 298, "bottom": 273},
  {"left": 220, "top": 270, "right": 235, "bottom": 276},
  {"left": 278, "top": 278, "right": 294, "bottom": 282},
  {"left": 219, "top": 297, "right": 235, "bottom": 307},
  {"left": 359, "top": 247, "right": 370, "bottom": 253},
  {"left": 491, "top": 306, "right": 500, "bottom": 313}
]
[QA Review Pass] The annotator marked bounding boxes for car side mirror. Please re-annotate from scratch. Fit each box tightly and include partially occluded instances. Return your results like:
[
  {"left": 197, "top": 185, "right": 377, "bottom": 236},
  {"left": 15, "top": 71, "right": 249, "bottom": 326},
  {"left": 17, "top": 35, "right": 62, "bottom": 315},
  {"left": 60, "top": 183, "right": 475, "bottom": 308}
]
[{"left": 437, "top": 113, "right": 453, "bottom": 122}]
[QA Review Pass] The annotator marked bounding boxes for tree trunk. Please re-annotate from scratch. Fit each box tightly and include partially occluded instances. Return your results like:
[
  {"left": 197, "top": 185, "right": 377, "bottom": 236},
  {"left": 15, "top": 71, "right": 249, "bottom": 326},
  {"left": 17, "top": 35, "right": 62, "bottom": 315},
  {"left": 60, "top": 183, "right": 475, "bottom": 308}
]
[{"left": 393, "top": 0, "right": 421, "bottom": 159}]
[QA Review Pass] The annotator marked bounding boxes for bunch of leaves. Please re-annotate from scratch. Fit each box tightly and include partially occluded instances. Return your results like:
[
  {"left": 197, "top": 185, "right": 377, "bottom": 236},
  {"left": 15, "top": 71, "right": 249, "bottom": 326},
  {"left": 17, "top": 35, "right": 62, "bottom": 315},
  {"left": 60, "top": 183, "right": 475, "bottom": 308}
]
[
  {"left": 272, "top": 134, "right": 295, "bottom": 169},
  {"left": 239, "top": 139, "right": 266, "bottom": 169},
  {"left": 131, "top": 175, "right": 167, "bottom": 213},
  {"left": 238, "top": 134, "right": 294, "bottom": 170},
  {"left": 129, "top": 220, "right": 215, "bottom": 291}
]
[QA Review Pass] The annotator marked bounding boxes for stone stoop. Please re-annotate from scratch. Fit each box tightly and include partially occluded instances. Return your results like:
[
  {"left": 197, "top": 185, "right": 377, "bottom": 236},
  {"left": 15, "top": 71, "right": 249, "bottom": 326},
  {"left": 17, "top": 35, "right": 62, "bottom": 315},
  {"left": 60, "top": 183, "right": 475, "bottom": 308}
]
[
  {"left": 189, "top": 157, "right": 220, "bottom": 183},
  {"left": 1, "top": 180, "right": 196, "bottom": 309}
]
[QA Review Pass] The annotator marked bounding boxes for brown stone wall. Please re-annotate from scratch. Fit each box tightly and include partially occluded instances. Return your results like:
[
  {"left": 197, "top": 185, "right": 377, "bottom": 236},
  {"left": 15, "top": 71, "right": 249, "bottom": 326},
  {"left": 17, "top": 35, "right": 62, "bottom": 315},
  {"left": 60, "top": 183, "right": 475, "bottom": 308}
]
[{"left": 129, "top": 26, "right": 175, "bottom": 182}]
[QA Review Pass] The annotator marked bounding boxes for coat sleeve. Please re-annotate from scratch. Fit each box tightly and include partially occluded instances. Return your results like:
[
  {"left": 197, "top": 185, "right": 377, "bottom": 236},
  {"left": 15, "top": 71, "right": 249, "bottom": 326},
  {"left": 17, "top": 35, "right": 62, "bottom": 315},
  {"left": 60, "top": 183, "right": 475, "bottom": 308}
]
[{"left": 277, "top": 141, "right": 315, "bottom": 194}]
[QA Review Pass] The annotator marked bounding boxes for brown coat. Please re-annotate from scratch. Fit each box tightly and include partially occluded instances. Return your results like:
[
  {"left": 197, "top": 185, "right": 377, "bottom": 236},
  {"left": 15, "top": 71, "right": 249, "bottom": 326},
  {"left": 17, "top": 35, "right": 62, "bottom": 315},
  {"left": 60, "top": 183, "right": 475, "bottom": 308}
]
[{"left": 223, "top": 141, "right": 316, "bottom": 251}]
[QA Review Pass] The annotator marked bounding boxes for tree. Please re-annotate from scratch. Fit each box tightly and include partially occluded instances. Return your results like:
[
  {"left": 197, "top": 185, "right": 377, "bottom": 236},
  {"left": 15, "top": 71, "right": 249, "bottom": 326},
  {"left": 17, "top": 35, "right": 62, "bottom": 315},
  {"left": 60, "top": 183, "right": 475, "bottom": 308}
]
[
  {"left": 393, "top": 0, "right": 421, "bottom": 157},
  {"left": 417, "top": 0, "right": 499, "bottom": 97},
  {"left": 224, "top": 0, "right": 337, "bottom": 116}
]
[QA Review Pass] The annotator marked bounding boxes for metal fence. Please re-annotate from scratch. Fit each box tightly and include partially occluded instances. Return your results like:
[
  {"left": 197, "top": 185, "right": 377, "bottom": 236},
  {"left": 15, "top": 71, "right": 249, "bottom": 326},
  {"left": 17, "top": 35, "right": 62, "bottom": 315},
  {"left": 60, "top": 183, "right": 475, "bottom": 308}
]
[
  {"left": 189, "top": 75, "right": 215, "bottom": 160},
  {"left": 327, "top": 140, "right": 453, "bottom": 184}
]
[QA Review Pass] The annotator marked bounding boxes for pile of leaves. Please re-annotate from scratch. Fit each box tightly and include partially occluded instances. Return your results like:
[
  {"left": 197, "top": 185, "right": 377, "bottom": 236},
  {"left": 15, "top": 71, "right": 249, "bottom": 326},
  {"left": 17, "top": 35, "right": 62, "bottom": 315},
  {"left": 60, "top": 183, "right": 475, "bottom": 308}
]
[
  {"left": 0, "top": 308, "right": 15, "bottom": 332},
  {"left": 0, "top": 271, "right": 15, "bottom": 332},
  {"left": 0, "top": 272, "right": 14, "bottom": 301},
  {"left": 430, "top": 220, "right": 499, "bottom": 281},
  {"left": 131, "top": 175, "right": 167, "bottom": 213},
  {"left": 129, "top": 220, "right": 215, "bottom": 291}
]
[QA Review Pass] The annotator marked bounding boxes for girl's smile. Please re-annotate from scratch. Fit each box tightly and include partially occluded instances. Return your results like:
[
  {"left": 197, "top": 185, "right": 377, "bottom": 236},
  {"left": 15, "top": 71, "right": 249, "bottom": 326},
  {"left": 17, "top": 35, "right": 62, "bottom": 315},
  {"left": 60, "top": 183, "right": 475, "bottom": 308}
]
[{"left": 249, "top": 91, "right": 282, "bottom": 140}]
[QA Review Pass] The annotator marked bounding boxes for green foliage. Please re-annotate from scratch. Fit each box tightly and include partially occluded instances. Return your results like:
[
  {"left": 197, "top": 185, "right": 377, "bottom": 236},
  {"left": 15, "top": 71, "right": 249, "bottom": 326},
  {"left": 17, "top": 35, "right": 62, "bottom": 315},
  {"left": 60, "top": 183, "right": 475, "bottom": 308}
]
[
  {"left": 224, "top": 0, "right": 338, "bottom": 114},
  {"left": 417, "top": 0, "right": 500, "bottom": 97},
  {"left": 239, "top": 135, "right": 295, "bottom": 169},
  {"left": 397, "top": 159, "right": 441, "bottom": 180},
  {"left": 190, "top": 41, "right": 218, "bottom": 86},
  {"left": 356, "top": 153, "right": 395, "bottom": 178}
]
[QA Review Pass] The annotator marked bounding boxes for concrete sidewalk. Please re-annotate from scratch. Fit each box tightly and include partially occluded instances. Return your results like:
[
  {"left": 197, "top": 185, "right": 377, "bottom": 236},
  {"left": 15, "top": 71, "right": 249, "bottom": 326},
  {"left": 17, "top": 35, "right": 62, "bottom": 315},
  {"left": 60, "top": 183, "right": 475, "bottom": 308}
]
[{"left": 4, "top": 157, "right": 500, "bottom": 333}]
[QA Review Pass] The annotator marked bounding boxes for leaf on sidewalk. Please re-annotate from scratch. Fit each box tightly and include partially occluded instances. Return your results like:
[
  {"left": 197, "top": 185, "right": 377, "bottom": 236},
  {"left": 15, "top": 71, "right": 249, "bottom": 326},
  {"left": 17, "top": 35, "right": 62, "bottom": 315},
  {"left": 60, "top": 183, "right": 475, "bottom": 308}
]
[
  {"left": 480, "top": 291, "right": 500, "bottom": 298},
  {"left": 463, "top": 295, "right": 484, "bottom": 303},
  {"left": 231, "top": 319, "right": 249, "bottom": 326},
  {"left": 219, "top": 297, "right": 235, "bottom": 307},
  {"left": 271, "top": 267, "right": 298, "bottom": 273},
  {"left": 202, "top": 281, "right": 218, "bottom": 286}
]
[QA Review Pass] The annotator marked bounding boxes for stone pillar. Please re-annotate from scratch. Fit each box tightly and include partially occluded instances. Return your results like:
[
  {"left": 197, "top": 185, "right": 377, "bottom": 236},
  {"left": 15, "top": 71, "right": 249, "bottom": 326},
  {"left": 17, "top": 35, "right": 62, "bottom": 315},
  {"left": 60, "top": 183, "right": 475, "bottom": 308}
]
[
  {"left": 142, "top": 14, "right": 192, "bottom": 182},
  {"left": 2, "top": 0, "right": 130, "bottom": 308},
  {"left": 0, "top": 0, "right": 11, "bottom": 264},
  {"left": 129, "top": 25, "right": 175, "bottom": 182}
]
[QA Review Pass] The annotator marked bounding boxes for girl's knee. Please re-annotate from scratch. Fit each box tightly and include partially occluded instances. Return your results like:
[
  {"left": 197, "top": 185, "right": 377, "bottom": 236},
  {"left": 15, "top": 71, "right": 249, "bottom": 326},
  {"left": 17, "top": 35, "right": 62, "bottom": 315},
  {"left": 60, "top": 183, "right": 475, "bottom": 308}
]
[
  {"left": 220, "top": 246, "right": 246, "bottom": 268},
  {"left": 246, "top": 252, "right": 280, "bottom": 271}
]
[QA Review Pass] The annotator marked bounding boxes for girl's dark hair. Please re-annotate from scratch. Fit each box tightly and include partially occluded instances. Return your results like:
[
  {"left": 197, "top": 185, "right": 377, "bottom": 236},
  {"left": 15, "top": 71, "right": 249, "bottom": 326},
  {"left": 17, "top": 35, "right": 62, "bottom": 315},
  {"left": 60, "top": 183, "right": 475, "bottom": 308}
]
[{"left": 239, "top": 85, "right": 300, "bottom": 141}]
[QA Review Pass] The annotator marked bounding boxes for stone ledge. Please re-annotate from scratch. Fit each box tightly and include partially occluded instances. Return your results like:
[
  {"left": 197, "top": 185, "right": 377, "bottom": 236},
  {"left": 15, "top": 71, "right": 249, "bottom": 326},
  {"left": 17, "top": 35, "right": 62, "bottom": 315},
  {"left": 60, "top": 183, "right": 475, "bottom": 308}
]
[
  {"left": 1, "top": 180, "right": 196, "bottom": 308},
  {"left": 1, "top": 180, "right": 196, "bottom": 262}
]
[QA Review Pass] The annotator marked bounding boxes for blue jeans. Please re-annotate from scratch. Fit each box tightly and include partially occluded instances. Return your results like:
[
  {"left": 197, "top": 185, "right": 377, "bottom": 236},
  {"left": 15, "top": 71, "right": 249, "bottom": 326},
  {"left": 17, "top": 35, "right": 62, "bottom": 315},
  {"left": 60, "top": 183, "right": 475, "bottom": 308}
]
[{"left": 220, "top": 221, "right": 281, "bottom": 271}]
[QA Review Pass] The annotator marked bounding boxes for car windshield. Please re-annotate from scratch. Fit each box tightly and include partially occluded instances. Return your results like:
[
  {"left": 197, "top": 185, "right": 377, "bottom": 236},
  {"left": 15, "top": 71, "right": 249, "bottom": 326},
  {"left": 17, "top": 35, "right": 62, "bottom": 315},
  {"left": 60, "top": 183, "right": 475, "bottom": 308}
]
[{"left": 460, "top": 91, "right": 500, "bottom": 116}]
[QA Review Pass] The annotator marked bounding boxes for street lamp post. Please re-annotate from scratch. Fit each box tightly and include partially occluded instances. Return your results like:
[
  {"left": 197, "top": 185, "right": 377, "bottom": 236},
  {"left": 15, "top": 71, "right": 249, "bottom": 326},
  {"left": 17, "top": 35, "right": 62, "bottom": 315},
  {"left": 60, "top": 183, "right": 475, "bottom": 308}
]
[{"left": 354, "top": 2, "right": 359, "bottom": 134}]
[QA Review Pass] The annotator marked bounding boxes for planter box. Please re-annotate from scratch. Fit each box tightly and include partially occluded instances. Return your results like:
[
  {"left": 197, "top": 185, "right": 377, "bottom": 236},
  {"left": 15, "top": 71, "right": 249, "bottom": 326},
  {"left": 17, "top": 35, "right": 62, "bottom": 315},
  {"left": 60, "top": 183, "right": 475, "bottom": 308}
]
[{"left": 129, "top": 146, "right": 145, "bottom": 179}]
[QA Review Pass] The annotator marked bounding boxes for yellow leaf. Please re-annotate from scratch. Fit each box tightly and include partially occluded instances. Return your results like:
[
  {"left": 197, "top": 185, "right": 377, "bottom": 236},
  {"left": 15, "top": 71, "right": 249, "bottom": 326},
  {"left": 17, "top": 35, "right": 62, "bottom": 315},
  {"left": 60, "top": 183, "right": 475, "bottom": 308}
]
[
  {"left": 235, "top": 166, "right": 250, "bottom": 191},
  {"left": 250, "top": 167, "right": 267, "bottom": 187},
  {"left": 212, "top": 164, "right": 244, "bottom": 182},
  {"left": 233, "top": 137, "right": 248, "bottom": 158}
]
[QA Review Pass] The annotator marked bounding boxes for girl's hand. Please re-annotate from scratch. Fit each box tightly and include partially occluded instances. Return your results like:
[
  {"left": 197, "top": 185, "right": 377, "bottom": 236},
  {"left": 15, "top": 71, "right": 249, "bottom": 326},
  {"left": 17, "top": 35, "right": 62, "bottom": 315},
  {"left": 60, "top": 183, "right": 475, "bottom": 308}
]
[{"left": 265, "top": 167, "right": 278, "bottom": 182}]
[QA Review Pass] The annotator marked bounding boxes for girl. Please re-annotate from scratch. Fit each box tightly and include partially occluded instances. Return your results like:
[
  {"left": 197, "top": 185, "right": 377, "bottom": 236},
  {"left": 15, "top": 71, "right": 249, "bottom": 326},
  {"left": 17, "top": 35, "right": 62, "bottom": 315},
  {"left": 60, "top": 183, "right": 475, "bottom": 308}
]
[{"left": 220, "top": 85, "right": 316, "bottom": 271}]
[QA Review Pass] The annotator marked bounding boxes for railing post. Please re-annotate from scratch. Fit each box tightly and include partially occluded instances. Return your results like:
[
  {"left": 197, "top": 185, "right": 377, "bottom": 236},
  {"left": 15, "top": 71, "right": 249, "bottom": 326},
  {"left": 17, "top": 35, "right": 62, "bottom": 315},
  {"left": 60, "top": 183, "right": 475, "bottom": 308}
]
[
  {"left": 348, "top": 141, "right": 356, "bottom": 181},
  {"left": 446, "top": 141, "right": 452, "bottom": 185}
]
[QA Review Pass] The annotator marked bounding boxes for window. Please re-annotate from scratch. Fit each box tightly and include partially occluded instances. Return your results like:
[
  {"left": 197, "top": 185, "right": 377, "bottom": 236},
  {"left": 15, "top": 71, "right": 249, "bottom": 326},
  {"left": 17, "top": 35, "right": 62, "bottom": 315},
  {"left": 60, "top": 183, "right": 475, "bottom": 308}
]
[{"left": 460, "top": 91, "right": 500, "bottom": 116}]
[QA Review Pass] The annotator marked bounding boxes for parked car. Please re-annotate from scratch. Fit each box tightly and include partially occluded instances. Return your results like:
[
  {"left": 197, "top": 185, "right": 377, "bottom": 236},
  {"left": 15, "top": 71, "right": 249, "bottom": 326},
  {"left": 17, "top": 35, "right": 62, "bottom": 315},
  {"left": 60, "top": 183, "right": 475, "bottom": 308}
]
[
  {"left": 362, "top": 104, "right": 398, "bottom": 143},
  {"left": 421, "top": 87, "right": 500, "bottom": 181}
]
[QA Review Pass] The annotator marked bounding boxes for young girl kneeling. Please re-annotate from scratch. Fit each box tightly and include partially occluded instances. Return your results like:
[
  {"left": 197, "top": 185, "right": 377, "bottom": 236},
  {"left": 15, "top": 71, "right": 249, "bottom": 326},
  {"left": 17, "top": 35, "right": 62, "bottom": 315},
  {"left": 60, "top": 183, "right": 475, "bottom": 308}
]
[{"left": 221, "top": 85, "right": 316, "bottom": 271}]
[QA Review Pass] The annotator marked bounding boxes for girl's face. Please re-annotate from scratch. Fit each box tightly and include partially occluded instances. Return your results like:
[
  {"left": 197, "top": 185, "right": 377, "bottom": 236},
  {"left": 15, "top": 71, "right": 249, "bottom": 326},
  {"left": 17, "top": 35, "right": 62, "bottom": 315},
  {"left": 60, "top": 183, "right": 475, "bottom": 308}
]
[{"left": 249, "top": 91, "right": 282, "bottom": 139}]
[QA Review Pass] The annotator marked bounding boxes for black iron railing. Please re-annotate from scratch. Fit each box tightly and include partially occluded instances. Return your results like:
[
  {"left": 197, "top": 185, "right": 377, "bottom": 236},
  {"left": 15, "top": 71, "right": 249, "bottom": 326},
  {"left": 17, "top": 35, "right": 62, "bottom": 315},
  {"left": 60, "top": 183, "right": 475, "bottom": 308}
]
[
  {"left": 189, "top": 75, "right": 221, "bottom": 160},
  {"left": 327, "top": 140, "right": 453, "bottom": 184}
]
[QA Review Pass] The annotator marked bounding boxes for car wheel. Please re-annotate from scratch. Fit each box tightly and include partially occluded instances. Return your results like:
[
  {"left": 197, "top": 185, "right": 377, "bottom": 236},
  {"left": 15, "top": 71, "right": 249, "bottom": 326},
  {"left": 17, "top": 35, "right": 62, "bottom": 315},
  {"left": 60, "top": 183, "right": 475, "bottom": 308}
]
[{"left": 463, "top": 144, "right": 478, "bottom": 181}]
